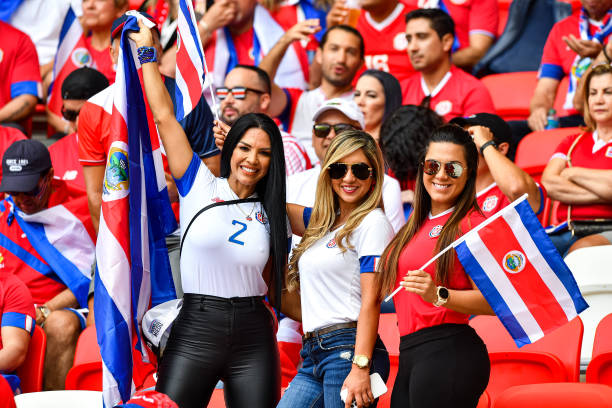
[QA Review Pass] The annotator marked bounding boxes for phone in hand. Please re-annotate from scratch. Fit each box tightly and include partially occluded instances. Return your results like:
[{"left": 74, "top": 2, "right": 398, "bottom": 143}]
[{"left": 340, "top": 372, "right": 388, "bottom": 407}]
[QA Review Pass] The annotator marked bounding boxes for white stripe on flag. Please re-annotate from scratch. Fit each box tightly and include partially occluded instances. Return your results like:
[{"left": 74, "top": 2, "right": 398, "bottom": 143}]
[
  {"left": 175, "top": 67, "right": 194, "bottom": 114},
  {"left": 464, "top": 232, "right": 545, "bottom": 343},
  {"left": 102, "top": 359, "right": 129, "bottom": 406},
  {"left": 54, "top": 19, "right": 82, "bottom": 79},
  {"left": 502, "top": 208, "right": 578, "bottom": 321},
  {"left": 177, "top": 18, "right": 205, "bottom": 80},
  {"left": 152, "top": 148, "right": 167, "bottom": 193}
]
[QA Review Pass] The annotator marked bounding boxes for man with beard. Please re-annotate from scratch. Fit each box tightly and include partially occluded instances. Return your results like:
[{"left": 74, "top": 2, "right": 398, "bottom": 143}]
[{"left": 259, "top": 25, "right": 365, "bottom": 165}]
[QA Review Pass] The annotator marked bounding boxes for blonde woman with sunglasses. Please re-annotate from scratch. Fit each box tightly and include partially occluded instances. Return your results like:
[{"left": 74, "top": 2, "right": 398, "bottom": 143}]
[
  {"left": 376, "top": 125, "right": 494, "bottom": 408},
  {"left": 280, "top": 130, "right": 393, "bottom": 408}
]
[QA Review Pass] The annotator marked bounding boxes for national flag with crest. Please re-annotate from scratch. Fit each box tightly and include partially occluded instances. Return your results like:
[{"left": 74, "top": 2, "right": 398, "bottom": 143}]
[
  {"left": 454, "top": 195, "right": 588, "bottom": 347},
  {"left": 94, "top": 12, "right": 177, "bottom": 407},
  {"left": 47, "top": 6, "right": 95, "bottom": 119}
]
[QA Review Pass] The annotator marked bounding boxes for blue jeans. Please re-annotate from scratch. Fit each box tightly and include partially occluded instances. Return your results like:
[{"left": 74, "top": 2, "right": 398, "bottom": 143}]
[
  {"left": 548, "top": 230, "right": 577, "bottom": 257},
  {"left": 277, "top": 327, "right": 390, "bottom": 408}
]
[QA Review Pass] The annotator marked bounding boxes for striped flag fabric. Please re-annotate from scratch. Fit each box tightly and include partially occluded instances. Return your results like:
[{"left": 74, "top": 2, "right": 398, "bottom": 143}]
[
  {"left": 94, "top": 13, "right": 177, "bottom": 407},
  {"left": 455, "top": 195, "right": 588, "bottom": 348},
  {"left": 47, "top": 7, "right": 94, "bottom": 118}
]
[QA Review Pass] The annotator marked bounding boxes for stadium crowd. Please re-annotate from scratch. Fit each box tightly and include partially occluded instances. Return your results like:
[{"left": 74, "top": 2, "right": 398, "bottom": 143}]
[{"left": 0, "top": 0, "right": 611, "bottom": 407}]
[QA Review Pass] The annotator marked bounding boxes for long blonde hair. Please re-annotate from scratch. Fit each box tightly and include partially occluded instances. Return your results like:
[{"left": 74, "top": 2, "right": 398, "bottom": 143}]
[{"left": 287, "top": 130, "right": 385, "bottom": 291}]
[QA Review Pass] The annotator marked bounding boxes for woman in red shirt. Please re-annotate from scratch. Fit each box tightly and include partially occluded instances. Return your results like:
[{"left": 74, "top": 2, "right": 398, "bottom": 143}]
[{"left": 377, "top": 124, "right": 494, "bottom": 407}]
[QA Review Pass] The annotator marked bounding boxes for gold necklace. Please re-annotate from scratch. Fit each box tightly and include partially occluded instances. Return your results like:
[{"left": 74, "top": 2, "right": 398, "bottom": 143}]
[{"left": 235, "top": 201, "right": 257, "bottom": 221}]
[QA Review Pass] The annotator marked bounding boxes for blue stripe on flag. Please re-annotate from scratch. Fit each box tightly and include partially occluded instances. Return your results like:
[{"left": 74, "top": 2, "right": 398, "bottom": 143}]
[
  {"left": 455, "top": 241, "right": 532, "bottom": 347},
  {"left": 58, "top": 7, "right": 76, "bottom": 44},
  {"left": 514, "top": 200, "right": 588, "bottom": 314},
  {"left": 179, "top": 0, "right": 205, "bottom": 65},
  {"left": 174, "top": 80, "right": 185, "bottom": 121}
]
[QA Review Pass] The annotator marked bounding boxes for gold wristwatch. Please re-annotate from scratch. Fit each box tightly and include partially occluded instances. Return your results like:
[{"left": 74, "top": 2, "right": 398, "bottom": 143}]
[
  {"left": 352, "top": 354, "right": 370, "bottom": 369},
  {"left": 37, "top": 305, "right": 51, "bottom": 320}
]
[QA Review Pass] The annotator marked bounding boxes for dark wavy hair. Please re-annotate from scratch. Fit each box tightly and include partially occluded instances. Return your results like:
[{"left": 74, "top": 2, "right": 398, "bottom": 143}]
[
  {"left": 319, "top": 24, "right": 365, "bottom": 59},
  {"left": 377, "top": 125, "right": 480, "bottom": 299},
  {"left": 380, "top": 105, "right": 444, "bottom": 184},
  {"left": 359, "top": 69, "right": 402, "bottom": 125},
  {"left": 220, "top": 113, "right": 287, "bottom": 308}
]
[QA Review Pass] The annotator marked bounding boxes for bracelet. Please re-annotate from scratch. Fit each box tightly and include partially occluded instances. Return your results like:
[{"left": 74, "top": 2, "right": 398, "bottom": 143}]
[
  {"left": 137, "top": 46, "right": 157, "bottom": 64},
  {"left": 603, "top": 46, "right": 612, "bottom": 64},
  {"left": 479, "top": 140, "right": 497, "bottom": 156},
  {"left": 198, "top": 19, "right": 211, "bottom": 35}
]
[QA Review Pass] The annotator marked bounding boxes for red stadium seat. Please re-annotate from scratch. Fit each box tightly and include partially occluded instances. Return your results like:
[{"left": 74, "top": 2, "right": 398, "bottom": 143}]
[
  {"left": 586, "top": 314, "right": 612, "bottom": 386},
  {"left": 65, "top": 361, "right": 102, "bottom": 391},
  {"left": 477, "top": 389, "right": 490, "bottom": 408},
  {"left": 497, "top": 0, "right": 512, "bottom": 36},
  {"left": 378, "top": 313, "right": 399, "bottom": 357},
  {"left": 553, "top": 76, "right": 572, "bottom": 117},
  {"left": 207, "top": 389, "right": 226, "bottom": 408},
  {"left": 469, "top": 316, "right": 583, "bottom": 404},
  {"left": 377, "top": 355, "right": 398, "bottom": 408},
  {"left": 481, "top": 72, "right": 538, "bottom": 121},
  {"left": 16, "top": 325, "right": 46, "bottom": 393},
  {"left": 494, "top": 383, "right": 612, "bottom": 408},
  {"left": 72, "top": 326, "right": 102, "bottom": 365}
]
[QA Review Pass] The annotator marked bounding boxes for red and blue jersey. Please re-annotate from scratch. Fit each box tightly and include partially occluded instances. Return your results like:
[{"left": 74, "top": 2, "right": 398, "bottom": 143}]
[{"left": 0, "top": 272, "right": 35, "bottom": 350}]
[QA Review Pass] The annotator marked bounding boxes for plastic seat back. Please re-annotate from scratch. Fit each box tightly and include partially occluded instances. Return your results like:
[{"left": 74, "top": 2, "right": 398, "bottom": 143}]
[
  {"left": 73, "top": 326, "right": 101, "bottom": 365},
  {"left": 586, "top": 313, "right": 612, "bottom": 386},
  {"left": 16, "top": 325, "right": 46, "bottom": 393},
  {"left": 495, "top": 383, "right": 612, "bottom": 408},
  {"left": 65, "top": 361, "right": 102, "bottom": 391},
  {"left": 481, "top": 72, "right": 538, "bottom": 120},
  {"left": 377, "top": 355, "right": 398, "bottom": 408},
  {"left": 378, "top": 313, "right": 399, "bottom": 357}
]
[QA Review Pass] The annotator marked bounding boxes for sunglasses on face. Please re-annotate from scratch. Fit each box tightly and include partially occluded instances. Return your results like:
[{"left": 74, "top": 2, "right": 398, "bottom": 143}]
[
  {"left": 313, "top": 123, "right": 355, "bottom": 138},
  {"left": 327, "top": 162, "right": 373, "bottom": 180},
  {"left": 422, "top": 159, "right": 465, "bottom": 179},
  {"left": 216, "top": 86, "right": 266, "bottom": 100},
  {"left": 61, "top": 106, "right": 80, "bottom": 122}
]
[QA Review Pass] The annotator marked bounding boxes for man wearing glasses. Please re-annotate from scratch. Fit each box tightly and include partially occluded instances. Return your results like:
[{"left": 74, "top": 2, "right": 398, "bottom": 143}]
[{"left": 215, "top": 65, "right": 312, "bottom": 175}]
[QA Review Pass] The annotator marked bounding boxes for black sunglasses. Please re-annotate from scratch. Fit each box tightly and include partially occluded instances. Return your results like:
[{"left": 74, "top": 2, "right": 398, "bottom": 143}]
[
  {"left": 313, "top": 123, "right": 355, "bottom": 138},
  {"left": 422, "top": 159, "right": 465, "bottom": 179},
  {"left": 61, "top": 106, "right": 80, "bottom": 122},
  {"left": 327, "top": 162, "right": 373, "bottom": 180},
  {"left": 216, "top": 86, "right": 266, "bottom": 100}
]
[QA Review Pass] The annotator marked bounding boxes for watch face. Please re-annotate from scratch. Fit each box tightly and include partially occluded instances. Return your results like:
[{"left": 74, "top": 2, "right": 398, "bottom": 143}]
[
  {"left": 439, "top": 287, "right": 449, "bottom": 299},
  {"left": 354, "top": 355, "right": 369, "bottom": 367}
]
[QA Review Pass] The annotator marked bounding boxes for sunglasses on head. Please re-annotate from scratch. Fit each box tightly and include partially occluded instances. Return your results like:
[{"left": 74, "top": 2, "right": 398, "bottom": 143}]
[
  {"left": 327, "top": 162, "right": 373, "bottom": 180},
  {"left": 216, "top": 86, "right": 266, "bottom": 100},
  {"left": 422, "top": 159, "right": 465, "bottom": 179},
  {"left": 313, "top": 123, "right": 355, "bottom": 138},
  {"left": 61, "top": 106, "right": 80, "bottom": 122}
]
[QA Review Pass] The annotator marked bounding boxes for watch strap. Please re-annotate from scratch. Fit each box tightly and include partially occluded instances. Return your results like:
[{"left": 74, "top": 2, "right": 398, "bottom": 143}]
[{"left": 479, "top": 140, "right": 497, "bottom": 156}]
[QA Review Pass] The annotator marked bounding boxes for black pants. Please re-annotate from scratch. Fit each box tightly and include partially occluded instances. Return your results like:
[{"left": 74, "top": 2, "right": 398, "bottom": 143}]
[
  {"left": 391, "top": 324, "right": 490, "bottom": 408},
  {"left": 156, "top": 293, "right": 280, "bottom": 408}
]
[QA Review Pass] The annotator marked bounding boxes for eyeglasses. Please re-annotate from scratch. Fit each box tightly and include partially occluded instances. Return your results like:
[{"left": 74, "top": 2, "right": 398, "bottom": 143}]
[
  {"left": 422, "top": 159, "right": 465, "bottom": 179},
  {"left": 313, "top": 123, "right": 355, "bottom": 138},
  {"left": 216, "top": 86, "right": 266, "bottom": 100},
  {"left": 327, "top": 162, "right": 373, "bottom": 180},
  {"left": 61, "top": 106, "right": 80, "bottom": 122}
]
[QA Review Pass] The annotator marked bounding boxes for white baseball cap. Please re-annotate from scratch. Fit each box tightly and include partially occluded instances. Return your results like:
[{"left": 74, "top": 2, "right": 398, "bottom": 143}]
[{"left": 312, "top": 98, "right": 365, "bottom": 130}]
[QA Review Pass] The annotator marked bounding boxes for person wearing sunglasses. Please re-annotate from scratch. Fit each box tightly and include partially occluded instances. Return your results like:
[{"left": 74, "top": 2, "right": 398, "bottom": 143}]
[
  {"left": 376, "top": 125, "right": 494, "bottom": 408},
  {"left": 280, "top": 130, "right": 393, "bottom": 408}
]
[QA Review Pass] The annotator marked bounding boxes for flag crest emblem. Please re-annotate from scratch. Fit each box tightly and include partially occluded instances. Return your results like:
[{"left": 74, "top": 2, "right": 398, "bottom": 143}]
[
  {"left": 71, "top": 48, "right": 93, "bottom": 67},
  {"left": 103, "top": 143, "right": 129, "bottom": 198},
  {"left": 503, "top": 250, "right": 526, "bottom": 274}
]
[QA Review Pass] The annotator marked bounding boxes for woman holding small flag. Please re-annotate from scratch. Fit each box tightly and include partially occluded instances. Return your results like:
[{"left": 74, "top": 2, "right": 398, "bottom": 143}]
[
  {"left": 131, "top": 20, "right": 288, "bottom": 408},
  {"left": 376, "top": 125, "right": 494, "bottom": 408}
]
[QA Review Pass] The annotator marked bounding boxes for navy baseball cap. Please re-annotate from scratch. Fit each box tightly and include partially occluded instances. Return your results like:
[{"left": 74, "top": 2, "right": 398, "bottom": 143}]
[
  {"left": 111, "top": 11, "right": 159, "bottom": 41},
  {"left": 450, "top": 113, "right": 512, "bottom": 146},
  {"left": 0, "top": 140, "right": 52, "bottom": 193}
]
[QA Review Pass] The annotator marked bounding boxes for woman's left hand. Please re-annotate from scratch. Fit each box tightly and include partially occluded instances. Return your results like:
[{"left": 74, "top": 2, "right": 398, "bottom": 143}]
[
  {"left": 400, "top": 270, "right": 437, "bottom": 304},
  {"left": 342, "top": 366, "right": 374, "bottom": 408}
]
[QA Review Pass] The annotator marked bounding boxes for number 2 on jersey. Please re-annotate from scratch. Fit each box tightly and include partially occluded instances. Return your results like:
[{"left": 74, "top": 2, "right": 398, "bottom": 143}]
[{"left": 228, "top": 220, "right": 247, "bottom": 246}]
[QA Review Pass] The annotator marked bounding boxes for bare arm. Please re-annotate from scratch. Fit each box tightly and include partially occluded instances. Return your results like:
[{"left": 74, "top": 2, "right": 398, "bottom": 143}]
[
  {"left": 451, "top": 33, "right": 495, "bottom": 71},
  {"left": 561, "top": 167, "right": 612, "bottom": 201},
  {"left": 286, "top": 203, "right": 307, "bottom": 237},
  {"left": 197, "top": 0, "right": 237, "bottom": 47},
  {"left": 130, "top": 21, "right": 194, "bottom": 179},
  {"left": 528, "top": 78, "right": 560, "bottom": 132},
  {"left": 47, "top": 109, "right": 75, "bottom": 134},
  {"left": 0, "top": 94, "right": 37, "bottom": 123},
  {"left": 0, "top": 326, "right": 30, "bottom": 372},
  {"left": 342, "top": 273, "right": 381, "bottom": 408},
  {"left": 83, "top": 165, "right": 105, "bottom": 234},
  {"left": 280, "top": 287, "right": 302, "bottom": 322},
  {"left": 35, "top": 288, "right": 79, "bottom": 325},
  {"left": 542, "top": 158, "right": 603, "bottom": 204}
]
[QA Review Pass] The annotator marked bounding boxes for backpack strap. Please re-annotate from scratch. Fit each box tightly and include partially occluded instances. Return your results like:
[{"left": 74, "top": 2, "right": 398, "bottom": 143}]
[{"left": 179, "top": 197, "right": 260, "bottom": 256}]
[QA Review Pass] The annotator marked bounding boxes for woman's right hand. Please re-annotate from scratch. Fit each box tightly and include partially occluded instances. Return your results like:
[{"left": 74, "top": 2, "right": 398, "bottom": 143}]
[
  {"left": 400, "top": 270, "right": 437, "bottom": 304},
  {"left": 213, "top": 120, "right": 231, "bottom": 150},
  {"left": 128, "top": 20, "right": 154, "bottom": 48}
]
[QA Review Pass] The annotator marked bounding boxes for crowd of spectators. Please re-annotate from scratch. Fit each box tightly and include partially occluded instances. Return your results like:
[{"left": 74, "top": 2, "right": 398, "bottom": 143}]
[{"left": 0, "top": 0, "right": 611, "bottom": 406}]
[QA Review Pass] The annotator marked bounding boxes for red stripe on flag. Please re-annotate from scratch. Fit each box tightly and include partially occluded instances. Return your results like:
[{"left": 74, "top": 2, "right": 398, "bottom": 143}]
[
  {"left": 176, "top": 31, "right": 202, "bottom": 109},
  {"left": 478, "top": 217, "right": 569, "bottom": 331}
]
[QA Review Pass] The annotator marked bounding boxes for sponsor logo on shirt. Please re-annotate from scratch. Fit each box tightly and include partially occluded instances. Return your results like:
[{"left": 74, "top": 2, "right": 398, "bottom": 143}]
[
  {"left": 71, "top": 48, "right": 93, "bottom": 68},
  {"left": 326, "top": 238, "right": 337, "bottom": 248},
  {"left": 502, "top": 250, "right": 526, "bottom": 274},
  {"left": 449, "top": 0, "right": 468, "bottom": 5},
  {"left": 482, "top": 195, "right": 498, "bottom": 212},
  {"left": 0, "top": 49, "right": 3, "bottom": 64},
  {"left": 62, "top": 170, "right": 78, "bottom": 181},
  {"left": 429, "top": 224, "right": 443, "bottom": 238},
  {"left": 605, "top": 146, "right": 612, "bottom": 158},
  {"left": 255, "top": 211, "right": 267, "bottom": 225},
  {"left": 393, "top": 33, "right": 408, "bottom": 51},
  {"left": 434, "top": 100, "right": 452, "bottom": 116}
]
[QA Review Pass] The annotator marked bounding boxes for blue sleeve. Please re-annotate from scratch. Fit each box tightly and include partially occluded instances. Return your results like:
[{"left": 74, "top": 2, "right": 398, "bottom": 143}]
[
  {"left": 302, "top": 207, "right": 313, "bottom": 228},
  {"left": 11, "top": 81, "right": 39, "bottom": 98},
  {"left": 538, "top": 63, "right": 564, "bottom": 80},
  {"left": 535, "top": 185, "right": 545, "bottom": 215},
  {"left": 173, "top": 152, "right": 201, "bottom": 197},
  {"left": 2, "top": 312, "right": 35, "bottom": 335},
  {"left": 359, "top": 255, "right": 380, "bottom": 274}
]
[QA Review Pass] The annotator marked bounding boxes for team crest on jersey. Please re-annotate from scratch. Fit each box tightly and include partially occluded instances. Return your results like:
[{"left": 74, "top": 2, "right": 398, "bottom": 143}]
[
  {"left": 248, "top": 47, "right": 255, "bottom": 61},
  {"left": 71, "top": 48, "right": 93, "bottom": 68},
  {"left": 434, "top": 100, "right": 452, "bottom": 116},
  {"left": 255, "top": 211, "right": 267, "bottom": 225},
  {"left": 326, "top": 238, "right": 337, "bottom": 248},
  {"left": 0, "top": 252, "right": 4, "bottom": 268},
  {"left": 606, "top": 146, "right": 612, "bottom": 158},
  {"left": 103, "top": 141, "right": 129, "bottom": 201},
  {"left": 429, "top": 225, "right": 443, "bottom": 238},
  {"left": 502, "top": 250, "right": 526, "bottom": 274},
  {"left": 393, "top": 33, "right": 408, "bottom": 51},
  {"left": 482, "top": 195, "right": 498, "bottom": 212}
]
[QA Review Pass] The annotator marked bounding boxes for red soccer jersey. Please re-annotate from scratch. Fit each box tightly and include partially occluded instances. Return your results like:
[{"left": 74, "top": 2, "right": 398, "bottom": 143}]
[
  {"left": 0, "top": 127, "right": 26, "bottom": 188},
  {"left": 0, "top": 272, "right": 35, "bottom": 350},
  {"left": 403, "top": 0, "right": 498, "bottom": 51},
  {"left": 551, "top": 131, "right": 612, "bottom": 221},
  {"left": 401, "top": 65, "right": 495, "bottom": 120},
  {"left": 356, "top": 2, "right": 417, "bottom": 84},
  {"left": 476, "top": 182, "right": 510, "bottom": 216},
  {"left": 77, "top": 85, "right": 113, "bottom": 166},
  {"left": 394, "top": 208, "right": 485, "bottom": 337},
  {"left": 83, "top": 36, "right": 116, "bottom": 85},
  {"left": 0, "top": 22, "right": 41, "bottom": 110},
  {"left": 49, "top": 133, "right": 86, "bottom": 192}
]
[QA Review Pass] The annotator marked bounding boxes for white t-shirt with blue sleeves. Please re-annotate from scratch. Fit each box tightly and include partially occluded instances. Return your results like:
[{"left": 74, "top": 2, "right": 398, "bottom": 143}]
[
  {"left": 174, "top": 153, "right": 271, "bottom": 298},
  {"left": 298, "top": 208, "right": 394, "bottom": 333}
]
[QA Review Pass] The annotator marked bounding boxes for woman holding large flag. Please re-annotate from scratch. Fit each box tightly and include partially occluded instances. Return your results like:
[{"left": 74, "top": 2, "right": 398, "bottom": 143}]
[
  {"left": 131, "top": 21, "right": 288, "bottom": 408},
  {"left": 376, "top": 125, "right": 495, "bottom": 408}
]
